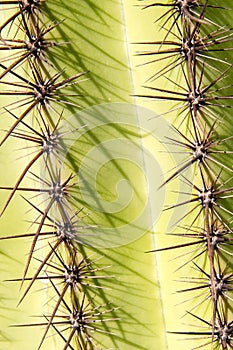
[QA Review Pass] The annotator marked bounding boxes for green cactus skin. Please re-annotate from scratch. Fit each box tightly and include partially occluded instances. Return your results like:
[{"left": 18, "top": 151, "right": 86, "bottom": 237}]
[{"left": 1, "top": 1, "right": 233, "bottom": 350}]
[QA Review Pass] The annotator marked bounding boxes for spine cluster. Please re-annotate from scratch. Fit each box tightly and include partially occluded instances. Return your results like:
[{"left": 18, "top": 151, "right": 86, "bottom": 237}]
[
  {"left": 139, "top": 1, "right": 233, "bottom": 349},
  {"left": 0, "top": 2, "right": 116, "bottom": 349}
]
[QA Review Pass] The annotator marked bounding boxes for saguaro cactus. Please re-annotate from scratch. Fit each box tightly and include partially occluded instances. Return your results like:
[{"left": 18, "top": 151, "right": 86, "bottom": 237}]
[{"left": 1, "top": 1, "right": 233, "bottom": 350}]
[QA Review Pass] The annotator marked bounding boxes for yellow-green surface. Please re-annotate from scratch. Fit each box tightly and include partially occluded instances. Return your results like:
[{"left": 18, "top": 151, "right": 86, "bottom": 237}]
[
  {"left": 1, "top": 1, "right": 233, "bottom": 350},
  {"left": 0, "top": 1, "right": 169, "bottom": 349}
]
